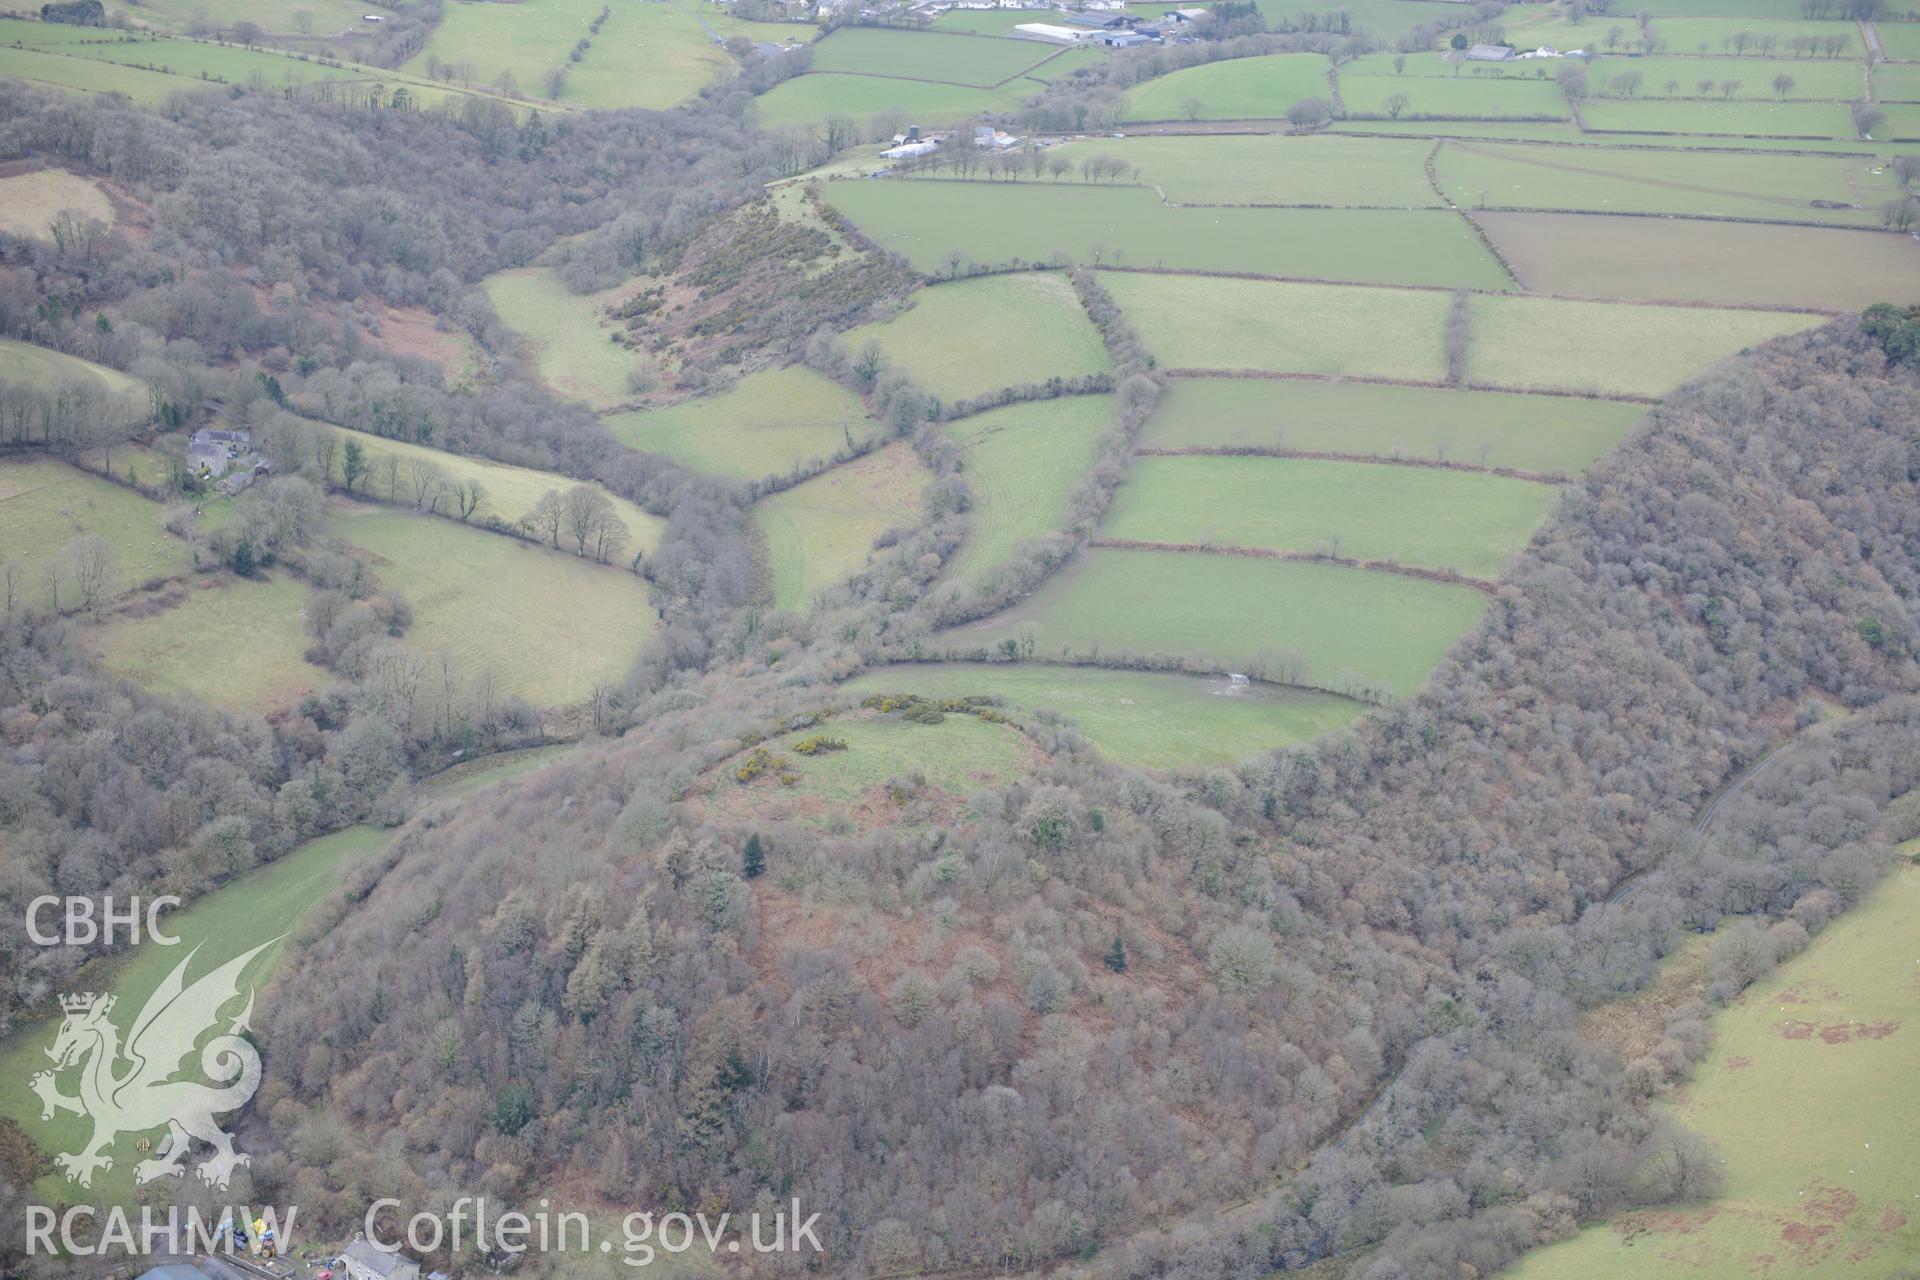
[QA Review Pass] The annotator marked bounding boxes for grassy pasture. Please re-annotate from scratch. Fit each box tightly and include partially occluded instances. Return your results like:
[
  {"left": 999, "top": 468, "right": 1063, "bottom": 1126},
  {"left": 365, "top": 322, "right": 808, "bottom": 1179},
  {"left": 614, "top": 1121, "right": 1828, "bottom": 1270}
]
[
  {"left": 0, "top": 168, "right": 113, "bottom": 240},
  {"left": 823, "top": 181, "right": 1511, "bottom": 287},
  {"left": 1583, "top": 53, "right": 1866, "bottom": 98},
  {"left": 329, "top": 504, "right": 659, "bottom": 706},
  {"left": 0, "top": 823, "right": 390, "bottom": 1208},
  {"left": 842, "top": 272, "right": 1110, "bottom": 402},
  {"left": 409, "top": 0, "right": 728, "bottom": 109},
  {"left": 0, "top": 338, "right": 145, "bottom": 420},
  {"left": 1338, "top": 72, "right": 1573, "bottom": 119},
  {"left": 932, "top": 7, "right": 1058, "bottom": 35},
  {"left": 605, "top": 366, "right": 876, "bottom": 482},
  {"left": 1624, "top": 0, "right": 1810, "bottom": 16},
  {"left": 757, "top": 442, "right": 932, "bottom": 612},
  {"left": 1875, "top": 21, "right": 1920, "bottom": 59},
  {"left": 806, "top": 27, "right": 1053, "bottom": 86},
  {"left": 1504, "top": 11, "right": 1864, "bottom": 55},
  {"left": 699, "top": 707, "right": 1033, "bottom": 828},
  {"left": 94, "top": 573, "right": 325, "bottom": 713},
  {"left": 1101, "top": 456, "right": 1556, "bottom": 578},
  {"left": 0, "top": 458, "right": 190, "bottom": 607},
  {"left": 1046, "top": 134, "right": 1442, "bottom": 206},
  {"left": 1479, "top": 213, "right": 1920, "bottom": 308},
  {"left": 1330, "top": 119, "right": 1596, "bottom": 143},
  {"left": 842, "top": 663, "right": 1368, "bottom": 768},
  {"left": 944, "top": 394, "right": 1113, "bottom": 592},
  {"left": 1436, "top": 139, "right": 1898, "bottom": 225},
  {"left": 949, "top": 548, "right": 1489, "bottom": 696},
  {"left": 1577, "top": 97, "right": 1854, "bottom": 135},
  {"left": 105, "top": 0, "right": 395, "bottom": 34},
  {"left": 481, "top": 268, "right": 639, "bottom": 411},
  {"left": 329, "top": 425, "right": 664, "bottom": 553},
  {"left": 0, "top": 19, "right": 483, "bottom": 109},
  {"left": 1509, "top": 865, "right": 1920, "bottom": 1279},
  {"left": 1118, "top": 52, "right": 1333, "bottom": 121},
  {"left": 1873, "top": 102, "right": 1920, "bottom": 139},
  {"left": 753, "top": 72, "right": 1034, "bottom": 129},
  {"left": 1097, "top": 273, "right": 1452, "bottom": 380},
  {"left": 1465, "top": 294, "right": 1822, "bottom": 396},
  {"left": 1342, "top": 51, "right": 1562, "bottom": 78},
  {"left": 1141, "top": 378, "right": 1643, "bottom": 474},
  {"left": 1025, "top": 43, "right": 1107, "bottom": 82},
  {"left": 1873, "top": 60, "right": 1920, "bottom": 101}
]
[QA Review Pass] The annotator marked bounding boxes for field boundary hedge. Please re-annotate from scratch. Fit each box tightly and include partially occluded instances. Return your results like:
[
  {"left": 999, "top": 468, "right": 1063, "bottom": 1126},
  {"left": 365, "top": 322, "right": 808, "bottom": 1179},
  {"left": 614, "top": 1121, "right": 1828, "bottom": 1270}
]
[
  {"left": 1086, "top": 537, "right": 1500, "bottom": 592},
  {"left": 1159, "top": 367, "right": 1660, "bottom": 405},
  {"left": 1132, "top": 444, "right": 1567, "bottom": 486}
]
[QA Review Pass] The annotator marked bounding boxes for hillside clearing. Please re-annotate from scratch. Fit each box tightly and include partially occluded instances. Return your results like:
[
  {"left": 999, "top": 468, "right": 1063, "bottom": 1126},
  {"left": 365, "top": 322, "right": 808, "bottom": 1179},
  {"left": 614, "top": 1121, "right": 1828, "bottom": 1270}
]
[
  {"left": 604, "top": 366, "right": 876, "bottom": 483},
  {"left": 757, "top": 442, "right": 932, "bottom": 612},
  {"left": 943, "top": 394, "right": 1113, "bottom": 592}
]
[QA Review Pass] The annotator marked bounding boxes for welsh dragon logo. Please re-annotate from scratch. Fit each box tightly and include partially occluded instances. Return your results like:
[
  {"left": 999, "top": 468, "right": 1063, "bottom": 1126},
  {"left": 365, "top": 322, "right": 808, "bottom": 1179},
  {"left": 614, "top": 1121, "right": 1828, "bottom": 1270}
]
[{"left": 30, "top": 940, "right": 274, "bottom": 1191}]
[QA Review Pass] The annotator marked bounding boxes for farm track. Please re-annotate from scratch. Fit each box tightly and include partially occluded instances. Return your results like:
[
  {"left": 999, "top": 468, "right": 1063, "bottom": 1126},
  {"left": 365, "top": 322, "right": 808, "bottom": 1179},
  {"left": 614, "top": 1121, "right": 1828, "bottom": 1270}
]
[
  {"left": 1086, "top": 538, "right": 1499, "bottom": 592},
  {"left": 1607, "top": 740, "right": 1791, "bottom": 906},
  {"left": 1445, "top": 137, "right": 1867, "bottom": 217}
]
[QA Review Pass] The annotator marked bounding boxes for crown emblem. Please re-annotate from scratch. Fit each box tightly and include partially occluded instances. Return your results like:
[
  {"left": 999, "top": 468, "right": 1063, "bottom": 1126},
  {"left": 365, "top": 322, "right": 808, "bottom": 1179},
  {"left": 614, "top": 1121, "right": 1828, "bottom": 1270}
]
[{"left": 59, "top": 992, "right": 100, "bottom": 1014}]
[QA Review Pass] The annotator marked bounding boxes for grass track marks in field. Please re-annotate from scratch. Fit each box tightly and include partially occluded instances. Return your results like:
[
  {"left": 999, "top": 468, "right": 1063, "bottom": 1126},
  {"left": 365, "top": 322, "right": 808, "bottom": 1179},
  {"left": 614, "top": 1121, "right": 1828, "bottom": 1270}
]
[
  {"left": 1138, "top": 378, "right": 1642, "bottom": 475},
  {"left": 946, "top": 547, "right": 1490, "bottom": 698},
  {"left": 1099, "top": 455, "right": 1556, "bottom": 580},
  {"left": 842, "top": 663, "right": 1368, "bottom": 768}
]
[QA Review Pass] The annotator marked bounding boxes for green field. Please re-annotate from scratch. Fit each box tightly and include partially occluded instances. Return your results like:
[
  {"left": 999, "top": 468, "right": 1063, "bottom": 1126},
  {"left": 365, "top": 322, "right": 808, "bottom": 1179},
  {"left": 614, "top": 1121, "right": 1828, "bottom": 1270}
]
[
  {"left": 1479, "top": 213, "right": 1920, "bottom": 309},
  {"left": 481, "top": 268, "right": 641, "bottom": 411},
  {"left": 1873, "top": 60, "right": 1920, "bottom": 101},
  {"left": 105, "top": 0, "right": 394, "bottom": 34},
  {"left": 329, "top": 503, "right": 658, "bottom": 705},
  {"left": 332, "top": 425, "right": 664, "bottom": 552},
  {"left": 1509, "top": 865, "right": 1920, "bottom": 1279},
  {"left": 1465, "top": 295, "right": 1822, "bottom": 396},
  {"left": 1875, "top": 21, "right": 1920, "bottom": 60},
  {"left": 806, "top": 27, "right": 1053, "bottom": 86},
  {"left": 0, "top": 337, "right": 145, "bottom": 422},
  {"left": 1578, "top": 98, "right": 1854, "bottom": 136},
  {"left": 944, "top": 395, "right": 1113, "bottom": 592},
  {"left": 823, "top": 181, "right": 1512, "bottom": 287},
  {"left": 0, "top": 458, "right": 191, "bottom": 607},
  {"left": 1583, "top": 54, "right": 1867, "bottom": 99},
  {"left": 1338, "top": 72, "right": 1573, "bottom": 119},
  {"left": 1140, "top": 378, "right": 1643, "bottom": 474},
  {"left": 1097, "top": 273, "right": 1452, "bottom": 380},
  {"left": 948, "top": 547, "right": 1489, "bottom": 696},
  {"left": 932, "top": 7, "right": 1058, "bottom": 35},
  {"left": 842, "top": 663, "right": 1369, "bottom": 768},
  {"left": 94, "top": 572, "right": 326, "bottom": 713},
  {"left": 842, "top": 273, "right": 1111, "bottom": 402},
  {"left": 1046, "top": 134, "right": 1442, "bottom": 206},
  {"left": 1118, "top": 53, "right": 1333, "bottom": 121},
  {"left": 0, "top": 824, "right": 390, "bottom": 1207},
  {"left": 757, "top": 442, "right": 932, "bottom": 612},
  {"left": 407, "top": 0, "right": 730, "bottom": 109},
  {"left": 1502, "top": 11, "right": 1864, "bottom": 56},
  {"left": 1435, "top": 139, "right": 1899, "bottom": 226},
  {"left": 0, "top": 167, "right": 113, "bottom": 240},
  {"left": 605, "top": 366, "right": 876, "bottom": 482},
  {"left": 753, "top": 72, "right": 1035, "bottom": 130},
  {"left": 0, "top": 17, "right": 496, "bottom": 110},
  {"left": 698, "top": 706, "right": 1033, "bottom": 827},
  {"left": 1101, "top": 456, "right": 1556, "bottom": 578}
]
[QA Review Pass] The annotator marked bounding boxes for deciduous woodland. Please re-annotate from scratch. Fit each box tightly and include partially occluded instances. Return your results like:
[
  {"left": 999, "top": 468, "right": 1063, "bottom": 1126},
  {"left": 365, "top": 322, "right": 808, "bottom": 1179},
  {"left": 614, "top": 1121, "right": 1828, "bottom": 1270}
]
[{"left": 1, "top": 1, "right": 1918, "bottom": 1276}]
